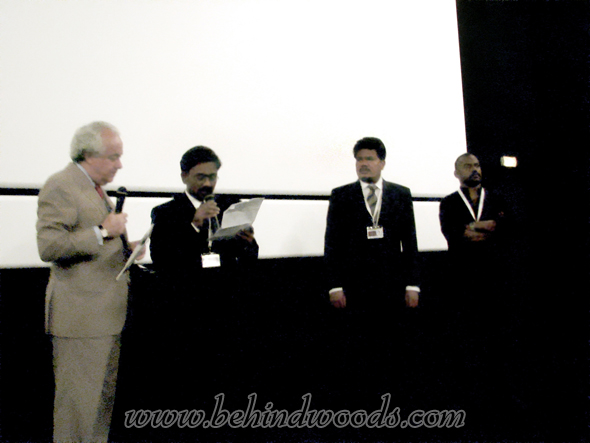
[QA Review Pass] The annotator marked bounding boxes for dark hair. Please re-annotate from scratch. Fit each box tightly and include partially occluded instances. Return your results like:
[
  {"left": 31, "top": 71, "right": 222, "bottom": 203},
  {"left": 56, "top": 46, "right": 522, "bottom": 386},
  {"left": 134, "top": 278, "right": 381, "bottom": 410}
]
[
  {"left": 353, "top": 137, "right": 386, "bottom": 160},
  {"left": 180, "top": 146, "right": 222, "bottom": 173}
]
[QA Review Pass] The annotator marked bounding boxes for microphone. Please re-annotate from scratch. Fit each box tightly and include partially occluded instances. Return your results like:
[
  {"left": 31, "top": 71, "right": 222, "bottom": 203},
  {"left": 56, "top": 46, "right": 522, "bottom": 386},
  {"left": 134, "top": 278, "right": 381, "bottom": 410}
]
[
  {"left": 113, "top": 186, "right": 130, "bottom": 256},
  {"left": 114, "top": 186, "right": 128, "bottom": 213},
  {"left": 203, "top": 194, "right": 219, "bottom": 233}
]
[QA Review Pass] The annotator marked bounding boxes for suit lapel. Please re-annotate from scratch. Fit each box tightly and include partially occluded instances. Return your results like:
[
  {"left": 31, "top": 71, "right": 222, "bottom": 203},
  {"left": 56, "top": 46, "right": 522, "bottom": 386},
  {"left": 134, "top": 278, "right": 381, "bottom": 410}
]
[
  {"left": 175, "top": 193, "right": 209, "bottom": 241},
  {"left": 353, "top": 181, "right": 373, "bottom": 225},
  {"left": 380, "top": 181, "right": 398, "bottom": 223},
  {"left": 176, "top": 193, "right": 199, "bottom": 219},
  {"left": 66, "top": 163, "right": 112, "bottom": 217}
]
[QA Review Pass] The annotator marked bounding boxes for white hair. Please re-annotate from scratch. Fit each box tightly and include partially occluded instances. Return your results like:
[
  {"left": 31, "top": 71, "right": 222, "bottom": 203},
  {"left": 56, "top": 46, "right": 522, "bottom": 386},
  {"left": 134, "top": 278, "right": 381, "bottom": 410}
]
[{"left": 70, "top": 121, "right": 120, "bottom": 163}]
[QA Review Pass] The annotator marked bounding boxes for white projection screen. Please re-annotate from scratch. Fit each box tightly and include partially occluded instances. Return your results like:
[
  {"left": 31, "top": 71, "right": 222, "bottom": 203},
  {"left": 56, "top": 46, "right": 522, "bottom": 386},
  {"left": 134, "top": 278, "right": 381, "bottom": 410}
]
[{"left": 0, "top": 0, "right": 466, "bottom": 266}]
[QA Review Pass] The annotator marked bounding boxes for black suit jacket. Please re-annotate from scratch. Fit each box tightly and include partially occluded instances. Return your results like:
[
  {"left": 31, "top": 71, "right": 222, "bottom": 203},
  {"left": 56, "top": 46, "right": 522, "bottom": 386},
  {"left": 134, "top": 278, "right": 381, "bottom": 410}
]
[
  {"left": 438, "top": 188, "right": 510, "bottom": 310},
  {"left": 150, "top": 193, "right": 259, "bottom": 286},
  {"left": 439, "top": 188, "right": 506, "bottom": 261},
  {"left": 324, "top": 180, "right": 419, "bottom": 309},
  {"left": 147, "top": 194, "right": 259, "bottom": 361}
]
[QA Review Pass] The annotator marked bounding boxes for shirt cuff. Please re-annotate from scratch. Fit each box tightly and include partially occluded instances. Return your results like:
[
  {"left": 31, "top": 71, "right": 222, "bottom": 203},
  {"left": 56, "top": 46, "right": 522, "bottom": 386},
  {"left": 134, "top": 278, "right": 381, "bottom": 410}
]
[
  {"left": 93, "top": 226, "right": 104, "bottom": 245},
  {"left": 331, "top": 286, "right": 420, "bottom": 293}
]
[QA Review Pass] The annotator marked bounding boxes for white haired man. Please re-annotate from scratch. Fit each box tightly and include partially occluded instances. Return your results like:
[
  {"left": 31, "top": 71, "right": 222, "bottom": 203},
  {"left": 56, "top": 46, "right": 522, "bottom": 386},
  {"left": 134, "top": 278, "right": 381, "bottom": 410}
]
[{"left": 37, "top": 121, "right": 143, "bottom": 442}]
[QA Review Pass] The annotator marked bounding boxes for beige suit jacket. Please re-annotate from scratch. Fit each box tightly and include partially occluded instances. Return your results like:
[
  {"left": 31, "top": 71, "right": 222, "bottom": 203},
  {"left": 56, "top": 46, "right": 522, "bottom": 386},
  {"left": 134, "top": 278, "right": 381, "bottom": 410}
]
[{"left": 37, "top": 163, "right": 129, "bottom": 337}]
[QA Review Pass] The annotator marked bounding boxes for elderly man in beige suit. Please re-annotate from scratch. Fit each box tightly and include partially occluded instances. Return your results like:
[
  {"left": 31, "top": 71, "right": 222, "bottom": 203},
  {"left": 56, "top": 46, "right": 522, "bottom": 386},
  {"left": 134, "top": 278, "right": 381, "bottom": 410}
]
[{"left": 37, "top": 121, "right": 142, "bottom": 443}]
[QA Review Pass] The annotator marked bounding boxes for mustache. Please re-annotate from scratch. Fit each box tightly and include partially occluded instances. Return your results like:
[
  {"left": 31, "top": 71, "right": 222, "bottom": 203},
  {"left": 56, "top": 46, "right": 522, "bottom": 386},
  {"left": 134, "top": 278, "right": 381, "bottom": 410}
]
[{"left": 198, "top": 186, "right": 214, "bottom": 195}]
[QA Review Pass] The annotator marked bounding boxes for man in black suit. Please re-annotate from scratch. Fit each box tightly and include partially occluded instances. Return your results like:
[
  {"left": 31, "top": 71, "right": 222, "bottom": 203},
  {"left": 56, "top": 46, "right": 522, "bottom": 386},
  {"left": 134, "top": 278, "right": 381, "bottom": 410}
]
[
  {"left": 439, "top": 153, "right": 507, "bottom": 310},
  {"left": 323, "top": 137, "right": 420, "bottom": 406},
  {"left": 146, "top": 146, "right": 258, "bottom": 410},
  {"left": 150, "top": 146, "right": 258, "bottom": 282},
  {"left": 439, "top": 153, "right": 505, "bottom": 271},
  {"left": 438, "top": 152, "right": 512, "bottom": 413},
  {"left": 325, "top": 137, "right": 420, "bottom": 311}
]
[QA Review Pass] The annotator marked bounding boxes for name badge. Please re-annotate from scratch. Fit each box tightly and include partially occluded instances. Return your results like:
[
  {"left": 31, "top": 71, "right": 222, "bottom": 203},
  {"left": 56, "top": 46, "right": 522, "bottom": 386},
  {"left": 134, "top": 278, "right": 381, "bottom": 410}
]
[
  {"left": 367, "top": 226, "right": 384, "bottom": 239},
  {"left": 201, "top": 253, "right": 221, "bottom": 268}
]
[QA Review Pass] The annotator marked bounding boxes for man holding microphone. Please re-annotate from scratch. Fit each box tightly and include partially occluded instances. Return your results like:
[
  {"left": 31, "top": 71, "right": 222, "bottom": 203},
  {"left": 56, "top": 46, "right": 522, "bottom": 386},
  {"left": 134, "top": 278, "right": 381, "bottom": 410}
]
[
  {"left": 36, "top": 121, "right": 144, "bottom": 443},
  {"left": 148, "top": 146, "right": 258, "bottom": 410}
]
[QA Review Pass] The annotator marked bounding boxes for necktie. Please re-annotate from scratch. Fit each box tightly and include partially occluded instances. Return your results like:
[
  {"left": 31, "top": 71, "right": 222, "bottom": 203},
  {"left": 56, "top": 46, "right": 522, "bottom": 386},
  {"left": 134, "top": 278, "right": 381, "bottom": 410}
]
[
  {"left": 203, "top": 217, "right": 219, "bottom": 237},
  {"left": 210, "top": 216, "right": 219, "bottom": 234},
  {"left": 367, "top": 184, "right": 377, "bottom": 217},
  {"left": 95, "top": 184, "right": 112, "bottom": 213}
]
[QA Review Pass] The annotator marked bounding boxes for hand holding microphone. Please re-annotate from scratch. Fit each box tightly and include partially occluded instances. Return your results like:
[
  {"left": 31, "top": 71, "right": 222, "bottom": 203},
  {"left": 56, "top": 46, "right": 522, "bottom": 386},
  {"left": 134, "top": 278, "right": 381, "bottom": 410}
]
[
  {"left": 193, "top": 194, "right": 220, "bottom": 228},
  {"left": 101, "top": 187, "right": 130, "bottom": 256},
  {"left": 114, "top": 186, "right": 127, "bottom": 214},
  {"left": 101, "top": 213, "right": 127, "bottom": 237}
]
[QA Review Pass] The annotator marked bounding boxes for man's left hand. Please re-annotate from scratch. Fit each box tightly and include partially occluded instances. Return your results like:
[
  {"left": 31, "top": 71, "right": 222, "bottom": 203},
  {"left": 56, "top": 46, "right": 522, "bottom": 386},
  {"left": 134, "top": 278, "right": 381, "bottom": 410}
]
[
  {"left": 472, "top": 219, "right": 496, "bottom": 232},
  {"left": 236, "top": 226, "right": 255, "bottom": 244},
  {"left": 405, "top": 290, "right": 419, "bottom": 308},
  {"left": 129, "top": 241, "right": 147, "bottom": 261}
]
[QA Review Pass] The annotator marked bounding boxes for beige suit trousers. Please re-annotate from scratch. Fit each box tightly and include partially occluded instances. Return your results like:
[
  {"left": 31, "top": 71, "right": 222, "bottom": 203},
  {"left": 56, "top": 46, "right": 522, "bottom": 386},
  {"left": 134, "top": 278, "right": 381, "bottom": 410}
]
[{"left": 52, "top": 336, "right": 121, "bottom": 443}]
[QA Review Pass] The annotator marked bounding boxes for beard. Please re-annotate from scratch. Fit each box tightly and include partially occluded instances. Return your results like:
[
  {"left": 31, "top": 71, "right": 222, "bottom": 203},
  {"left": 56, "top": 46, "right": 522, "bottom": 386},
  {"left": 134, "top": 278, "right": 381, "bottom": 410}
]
[{"left": 463, "top": 172, "right": 481, "bottom": 188}]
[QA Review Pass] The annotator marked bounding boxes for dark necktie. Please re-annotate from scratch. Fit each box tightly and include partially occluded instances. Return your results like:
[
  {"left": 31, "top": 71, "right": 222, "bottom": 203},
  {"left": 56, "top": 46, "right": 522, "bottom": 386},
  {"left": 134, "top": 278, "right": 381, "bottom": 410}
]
[
  {"left": 205, "top": 217, "right": 219, "bottom": 236},
  {"left": 367, "top": 184, "right": 377, "bottom": 216}
]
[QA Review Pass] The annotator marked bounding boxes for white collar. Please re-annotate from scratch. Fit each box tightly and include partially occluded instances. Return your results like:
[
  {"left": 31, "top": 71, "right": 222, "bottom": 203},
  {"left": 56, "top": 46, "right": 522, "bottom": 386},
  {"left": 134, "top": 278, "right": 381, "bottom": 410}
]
[
  {"left": 75, "top": 162, "right": 96, "bottom": 186},
  {"left": 184, "top": 189, "right": 203, "bottom": 209},
  {"left": 359, "top": 177, "right": 383, "bottom": 191}
]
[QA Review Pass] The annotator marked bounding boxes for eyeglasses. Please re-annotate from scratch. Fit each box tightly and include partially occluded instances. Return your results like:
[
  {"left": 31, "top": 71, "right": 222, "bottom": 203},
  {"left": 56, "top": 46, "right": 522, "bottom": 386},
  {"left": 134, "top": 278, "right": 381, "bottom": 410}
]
[{"left": 194, "top": 173, "right": 218, "bottom": 182}]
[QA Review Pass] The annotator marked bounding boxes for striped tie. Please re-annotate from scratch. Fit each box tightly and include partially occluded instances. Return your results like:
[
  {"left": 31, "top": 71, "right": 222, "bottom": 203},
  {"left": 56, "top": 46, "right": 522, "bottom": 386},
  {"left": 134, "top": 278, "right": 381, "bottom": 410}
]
[{"left": 367, "top": 184, "right": 377, "bottom": 216}]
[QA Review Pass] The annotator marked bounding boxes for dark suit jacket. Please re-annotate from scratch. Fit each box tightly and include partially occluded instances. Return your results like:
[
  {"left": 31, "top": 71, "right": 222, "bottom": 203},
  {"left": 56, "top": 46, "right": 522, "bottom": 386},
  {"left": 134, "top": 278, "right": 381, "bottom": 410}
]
[
  {"left": 439, "top": 188, "right": 506, "bottom": 261},
  {"left": 150, "top": 193, "right": 258, "bottom": 286},
  {"left": 324, "top": 180, "right": 419, "bottom": 309},
  {"left": 439, "top": 188, "right": 509, "bottom": 310},
  {"left": 148, "top": 193, "right": 259, "bottom": 338}
]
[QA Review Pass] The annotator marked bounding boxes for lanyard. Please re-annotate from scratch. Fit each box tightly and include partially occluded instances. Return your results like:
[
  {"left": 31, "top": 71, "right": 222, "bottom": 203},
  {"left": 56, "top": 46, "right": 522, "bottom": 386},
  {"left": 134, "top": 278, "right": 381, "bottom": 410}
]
[
  {"left": 367, "top": 187, "right": 382, "bottom": 227},
  {"left": 458, "top": 187, "right": 485, "bottom": 221},
  {"left": 371, "top": 201, "right": 382, "bottom": 227},
  {"left": 207, "top": 218, "right": 215, "bottom": 251}
]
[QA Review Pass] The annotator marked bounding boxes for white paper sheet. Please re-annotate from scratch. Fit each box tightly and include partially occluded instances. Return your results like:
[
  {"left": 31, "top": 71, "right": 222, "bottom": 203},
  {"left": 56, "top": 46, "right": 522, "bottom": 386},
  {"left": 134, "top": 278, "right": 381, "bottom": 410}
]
[
  {"left": 116, "top": 224, "right": 153, "bottom": 281},
  {"left": 208, "top": 198, "right": 264, "bottom": 241}
]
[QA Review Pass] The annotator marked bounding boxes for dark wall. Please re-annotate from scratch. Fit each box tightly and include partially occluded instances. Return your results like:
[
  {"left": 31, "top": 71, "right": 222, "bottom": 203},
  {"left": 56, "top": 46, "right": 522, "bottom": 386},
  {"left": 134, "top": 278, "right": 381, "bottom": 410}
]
[
  {"left": 0, "top": 268, "right": 53, "bottom": 442},
  {"left": 457, "top": 0, "right": 589, "bottom": 258},
  {"left": 456, "top": 0, "right": 589, "bottom": 439}
]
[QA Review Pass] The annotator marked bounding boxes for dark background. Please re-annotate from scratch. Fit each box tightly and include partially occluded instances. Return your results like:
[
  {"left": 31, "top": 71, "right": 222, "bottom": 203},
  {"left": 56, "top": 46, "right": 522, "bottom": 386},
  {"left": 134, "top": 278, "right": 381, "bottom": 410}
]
[{"left": 1, "top": 1, "right": 588, "bottom": 441}]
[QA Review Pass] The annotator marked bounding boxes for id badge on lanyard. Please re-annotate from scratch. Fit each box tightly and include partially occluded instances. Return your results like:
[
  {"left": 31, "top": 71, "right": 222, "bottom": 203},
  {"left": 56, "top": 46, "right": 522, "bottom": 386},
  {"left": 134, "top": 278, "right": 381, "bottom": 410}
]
[
  {"left": 201, "top": 218, "right": 221, "bottom": 268},
  {"left": 201, "top": 252, "right": 221, "bottom": 268},
  {"left": 367, "top": 197, "right": 384, "bottom": 239},
  {"left": 367, "top": 225, "right": 384, "bottom": 239}
]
